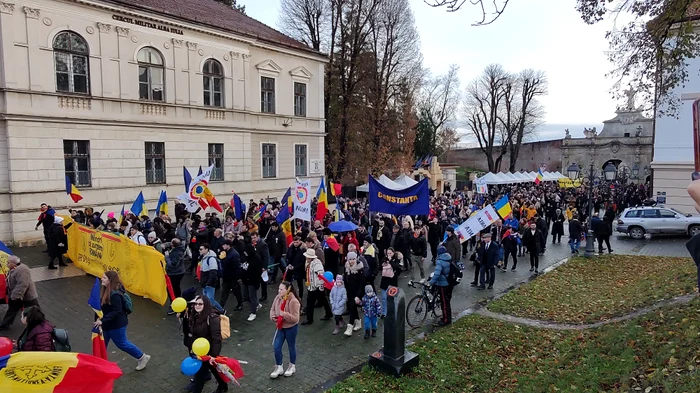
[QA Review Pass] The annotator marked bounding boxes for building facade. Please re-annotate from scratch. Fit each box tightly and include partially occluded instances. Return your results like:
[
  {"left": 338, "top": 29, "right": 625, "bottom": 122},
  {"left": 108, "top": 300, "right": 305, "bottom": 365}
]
[
  {"left": 561, "top": 101, "right": 653, "bottom": 186},
  {"left": 0, "top": 0, "right": 327, "bottom": 244},
  {"left": 653, "top": 63, "right": 698, "bottom": 214}
]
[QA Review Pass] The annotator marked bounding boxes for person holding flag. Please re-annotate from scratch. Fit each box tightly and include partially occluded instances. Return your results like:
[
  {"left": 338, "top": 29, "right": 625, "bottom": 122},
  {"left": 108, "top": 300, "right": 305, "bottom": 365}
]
[
  {"left": 268, "top": 281, "right": 301, "bottom": 379},
  {"left": 315, "top": 178, "right": 328, "bottom": 221}
]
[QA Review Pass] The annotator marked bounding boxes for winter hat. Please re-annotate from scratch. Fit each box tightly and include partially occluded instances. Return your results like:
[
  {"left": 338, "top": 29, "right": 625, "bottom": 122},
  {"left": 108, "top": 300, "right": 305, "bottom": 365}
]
[
  {"left": 364, "top": 235, "right": 372, "bottom": 244},
  {"left": 346, "top": 251, "right": 358, "bottom": 260},
  {"left": 445, "top": 226, "right": 454, "bottom": 233},
  {"left": 147, "top": 232, "right": 157, "bottom": 240},
  {"left": 364, "top": 284, "right": 374, "bottom": 296},
  {"left": 437, "top": 245, "right": 447, "bottom": 255},
  {"left": 54, "top": 216, "right": 64, "bottom": 224},
  {"left": 335, "top": 274, "right": 344, "bottom": 286}
]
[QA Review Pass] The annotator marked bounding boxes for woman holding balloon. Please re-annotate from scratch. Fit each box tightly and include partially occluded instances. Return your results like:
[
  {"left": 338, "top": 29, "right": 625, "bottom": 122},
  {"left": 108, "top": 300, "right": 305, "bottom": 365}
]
[{"left": 181, "top": 295, "right": 227, "bottom": 393}]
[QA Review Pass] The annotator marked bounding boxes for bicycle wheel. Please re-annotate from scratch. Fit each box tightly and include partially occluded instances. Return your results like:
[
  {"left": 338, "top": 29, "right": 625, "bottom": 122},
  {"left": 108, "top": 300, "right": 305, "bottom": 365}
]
[
  {"left": 406, "top": 295, "right": 429, "bottom": 328},
  {"left": 431, "top": 294, "right": 443, "bottom": 321}
]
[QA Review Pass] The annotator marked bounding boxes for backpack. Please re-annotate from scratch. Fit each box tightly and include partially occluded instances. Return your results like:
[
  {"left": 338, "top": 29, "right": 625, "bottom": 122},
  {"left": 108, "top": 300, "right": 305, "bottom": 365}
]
[
  {"left": 206, "top": 255, "right": 223, "bottom": 279},
  {"left": 115, "top": 290, "right": 133, "bottom": 315},
  {"left": 444, "top": 260, "right": 464, "bottom": 287},
  {"left": 208, "top": 314, "right": 231, "bottom": 340},
  {"left": 52, "top": 328, "right": 71, "bottom": 352}
]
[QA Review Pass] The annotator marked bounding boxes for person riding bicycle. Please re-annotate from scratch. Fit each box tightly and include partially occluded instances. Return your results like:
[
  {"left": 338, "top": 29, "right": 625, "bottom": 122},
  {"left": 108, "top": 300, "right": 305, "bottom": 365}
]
[{"left": 428, "top": 245, "right": 452, "bottom": 327}]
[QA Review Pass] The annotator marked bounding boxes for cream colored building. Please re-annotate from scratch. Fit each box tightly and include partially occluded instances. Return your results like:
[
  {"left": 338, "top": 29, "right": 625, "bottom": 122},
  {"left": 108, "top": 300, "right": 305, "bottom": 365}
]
[{"left": 0, "top": 0, "right": 327, "bottom": 244}]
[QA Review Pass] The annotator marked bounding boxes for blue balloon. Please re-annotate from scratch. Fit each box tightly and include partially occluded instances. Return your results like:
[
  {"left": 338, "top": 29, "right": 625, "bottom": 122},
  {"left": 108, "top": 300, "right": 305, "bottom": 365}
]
[
  {"left": 323, "top": 271, "right": 334, "bottom": 282},
  {"left": 180, "top": 357, "right": 202, "bottom": 376}
]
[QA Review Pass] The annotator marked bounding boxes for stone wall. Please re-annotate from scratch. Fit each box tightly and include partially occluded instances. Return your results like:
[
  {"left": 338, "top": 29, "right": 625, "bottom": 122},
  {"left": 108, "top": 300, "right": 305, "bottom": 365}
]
[{"left": 449, "top": 140, "right": 563, "bottom": 172}]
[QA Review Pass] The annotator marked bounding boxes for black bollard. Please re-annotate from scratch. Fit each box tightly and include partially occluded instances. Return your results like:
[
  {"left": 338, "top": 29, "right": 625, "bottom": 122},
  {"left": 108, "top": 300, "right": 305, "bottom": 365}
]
[{"left": 367, "top": 285, "right": 419, "bottom": 376}]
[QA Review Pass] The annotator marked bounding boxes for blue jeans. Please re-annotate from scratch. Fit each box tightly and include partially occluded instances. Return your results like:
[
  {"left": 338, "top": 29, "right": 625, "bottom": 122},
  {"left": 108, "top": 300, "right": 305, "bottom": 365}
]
[
  {"left": 203, "top": 286, "right": 224, "bottom": 312},
  {"left": 570, "top": 238, "right": 580, "bottom": 252},
  {"left": 380, "top": 289, "right": 388, "bottom": 316},
  {"left": 273, "top": 324, "right": 298, "bottom": 365},
  {"left": 103, "top": 326, "right": 143, "bottom": 359},
  {"left": 269, "top": 257, "right": 287, "bottom": 281},
  {"left": 364, "top": 315, "right": 378, "bottom": 331}
]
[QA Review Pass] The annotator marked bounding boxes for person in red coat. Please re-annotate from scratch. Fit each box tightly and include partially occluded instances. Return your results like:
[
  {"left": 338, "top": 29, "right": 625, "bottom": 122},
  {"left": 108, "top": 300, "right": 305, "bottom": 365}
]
[{"left": 17, "top": 306, "right": 55, "bottom": 351}]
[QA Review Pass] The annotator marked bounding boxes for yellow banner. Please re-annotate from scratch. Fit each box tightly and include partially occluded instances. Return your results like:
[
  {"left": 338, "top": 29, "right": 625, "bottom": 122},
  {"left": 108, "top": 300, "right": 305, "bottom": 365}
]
[
  {"left": 558, "top": 178, "right": 582, "bottom": 188},
  {"left": 65, "top": 221, "right": 168, "bottom": 305}
]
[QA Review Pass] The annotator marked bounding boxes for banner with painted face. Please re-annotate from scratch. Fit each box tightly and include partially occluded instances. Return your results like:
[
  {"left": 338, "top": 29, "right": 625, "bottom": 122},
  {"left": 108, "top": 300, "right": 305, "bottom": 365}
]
[
  {"left": 294, "top": 179, "right": 312, "bottom": 222},
  {"left": 368, "top": 176, "right": 429, "bottom": 216}
]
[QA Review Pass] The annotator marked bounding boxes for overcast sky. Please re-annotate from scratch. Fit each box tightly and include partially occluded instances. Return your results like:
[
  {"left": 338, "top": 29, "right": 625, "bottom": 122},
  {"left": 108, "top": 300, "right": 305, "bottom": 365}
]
[{"left": 241, "top": 0, "right": 620, "bottom": 142}]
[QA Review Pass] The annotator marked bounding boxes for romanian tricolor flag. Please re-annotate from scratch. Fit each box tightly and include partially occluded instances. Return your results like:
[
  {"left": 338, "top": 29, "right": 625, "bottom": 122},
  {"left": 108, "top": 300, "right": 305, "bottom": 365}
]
[
  {"left": 117, "top": 204, "right": 126, "bottom": 225},
  {"left": 494, "top": 195, "right": 513, "bottom": 219},
  {"left": 0, "top": 352, "right": 122, "bottom": 393},
  {"left": 65, "top": 175, "right": 83, "bottom": 203},
  {"left": 315, "top": 178, "right": 328, "bottom": 221},
  {"left": 231, "top": 192, "right": 245, "bottom": 221},
  {"left": 88, "top": 277, "right": 103, "bottom": 319},
  {"left": 91, "top": 326, "right": 108, "bottom": 361},
  {"left": 535, "top": 169, "right": 544, "bottom": 185},
  {"left": 0, "top": 240, "right": 12, "bottom": 303},
  {"left": 277, "top": 188, "right": 293, "bottom": 245},
  {"left": 253, "top": 204, "right": 266, "bottom": 222},
  {"left": 330, "top": 182, "right": 342, "bottom": 197},
  {"left": 281, "top": 187, "right": 293, "bottom": 213}
]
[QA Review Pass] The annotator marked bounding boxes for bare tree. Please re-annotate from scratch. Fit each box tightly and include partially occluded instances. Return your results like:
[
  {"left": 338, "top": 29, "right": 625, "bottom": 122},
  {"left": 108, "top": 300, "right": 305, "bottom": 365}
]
[
  {"left": 278, "top": 0, "right": 329, "bottom": 51},
  {"left": 508, "top": 69, "right": 547, "bottom": 171},
  {"left": 424, "top": 0, "right": 510, "bottom": 25},
  {"left": 414, "top": 64, "right": 460, "bottom": 158}
]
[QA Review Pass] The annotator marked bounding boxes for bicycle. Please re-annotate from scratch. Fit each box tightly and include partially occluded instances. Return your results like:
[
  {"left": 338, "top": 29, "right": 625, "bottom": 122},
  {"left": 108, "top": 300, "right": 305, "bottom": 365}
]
[{"left": 405, "top": 279, "right": 442, "bottom": 328}]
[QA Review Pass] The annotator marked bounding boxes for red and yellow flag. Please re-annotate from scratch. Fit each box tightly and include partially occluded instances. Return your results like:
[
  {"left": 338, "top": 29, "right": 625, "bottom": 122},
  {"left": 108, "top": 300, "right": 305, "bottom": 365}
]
[{"left": 0, "top": 352, "right": 122, "bottom": 392}]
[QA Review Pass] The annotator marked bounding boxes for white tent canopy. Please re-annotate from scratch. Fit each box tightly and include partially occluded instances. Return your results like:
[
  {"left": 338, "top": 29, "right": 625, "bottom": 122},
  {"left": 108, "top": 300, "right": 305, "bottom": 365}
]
[
  {"left": 476, "top": 170, "right": 568, "bottom": 185},
  {"left": 393, "top": 174, "right": 418, "bottom": 188}
]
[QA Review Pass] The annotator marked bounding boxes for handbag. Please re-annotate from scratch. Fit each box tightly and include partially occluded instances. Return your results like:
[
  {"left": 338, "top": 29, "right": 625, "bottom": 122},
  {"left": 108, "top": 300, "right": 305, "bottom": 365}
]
[{"left": 381, "top": 264, "right": 394, "bottom": 278}]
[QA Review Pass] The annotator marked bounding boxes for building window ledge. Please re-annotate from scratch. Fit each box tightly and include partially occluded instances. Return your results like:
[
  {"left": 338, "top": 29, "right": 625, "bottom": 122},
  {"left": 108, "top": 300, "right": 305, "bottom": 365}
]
[{"left": 57, "top": 95, "right": 91, "bottom": 110}]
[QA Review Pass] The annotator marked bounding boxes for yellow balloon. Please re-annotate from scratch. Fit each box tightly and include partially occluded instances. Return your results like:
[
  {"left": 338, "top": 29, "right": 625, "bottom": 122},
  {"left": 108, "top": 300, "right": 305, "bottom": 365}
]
[
  {"left": 171, "top": 298, "right": 187, "bottom": 313},
  {"left": 192, "top": 337, "right": 210, "bottom": 357}
]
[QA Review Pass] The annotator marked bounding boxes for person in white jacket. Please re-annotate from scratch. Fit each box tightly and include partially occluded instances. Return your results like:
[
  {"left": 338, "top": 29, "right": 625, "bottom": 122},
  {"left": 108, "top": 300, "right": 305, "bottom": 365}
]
[
  {"left": 129, "top": 225, "right": 147, "bottom": 245},
  {"left": 300, "top": 249, "right": 332, "bottom": 325}
]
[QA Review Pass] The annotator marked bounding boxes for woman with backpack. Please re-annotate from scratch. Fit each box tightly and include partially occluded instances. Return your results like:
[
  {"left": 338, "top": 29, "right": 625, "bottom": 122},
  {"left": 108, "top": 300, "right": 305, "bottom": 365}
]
[
  {"left": 182, "top": 295, "right": 227, "bottom": 393},
  {"left": 17, "top": 306, "right": 54, "bottom": 351},
  {"left": 94, "top": 271, "right": 151, "bottom": 371}
]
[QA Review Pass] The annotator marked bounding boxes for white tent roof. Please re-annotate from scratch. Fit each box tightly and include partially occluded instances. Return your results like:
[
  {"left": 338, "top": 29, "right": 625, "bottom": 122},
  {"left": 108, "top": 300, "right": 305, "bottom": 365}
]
[
  {"left": 394, "top": 174, "right": 418, "bottom": 188},
  {"left": 513, "top": 172, "right": 531, "bottom": 182},
  {"left": 357, "top": 183, "right": 369, "bottom": 192},
  {"left": 502, "top": 172, "right": 521, "bottom": 183},
  {"left": 475, "top": 172, "right": 502, "bottom": 185}
]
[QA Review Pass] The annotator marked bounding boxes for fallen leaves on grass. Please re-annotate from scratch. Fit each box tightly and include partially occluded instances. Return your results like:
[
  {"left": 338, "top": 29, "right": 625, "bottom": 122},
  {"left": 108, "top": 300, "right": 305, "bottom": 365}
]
[
  {"left": 487, "top": 255, "right": 696, "bottom": 324},
  {"left": 328, "top": 298, "right": 700, "bottom": 393}
]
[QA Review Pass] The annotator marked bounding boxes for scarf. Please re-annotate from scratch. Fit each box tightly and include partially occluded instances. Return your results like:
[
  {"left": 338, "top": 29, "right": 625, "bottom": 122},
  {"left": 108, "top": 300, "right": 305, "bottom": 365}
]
[{"left": 276, "top": 289, "right": 291, "bottom": 330}]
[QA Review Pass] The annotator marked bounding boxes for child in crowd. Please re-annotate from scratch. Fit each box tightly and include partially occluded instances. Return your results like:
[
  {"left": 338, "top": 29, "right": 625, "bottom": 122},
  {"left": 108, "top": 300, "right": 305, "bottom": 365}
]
[
  {"left": 357, "top": 285, "right": 381, "bottom": 339},
  {"left": 329, "top": 275, "right": 347, "bottom": 335}
]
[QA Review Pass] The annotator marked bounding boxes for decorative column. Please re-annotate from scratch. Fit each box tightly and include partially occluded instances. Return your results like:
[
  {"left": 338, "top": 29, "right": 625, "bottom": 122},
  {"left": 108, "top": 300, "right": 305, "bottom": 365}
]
[{"left": 23, "top": 6, "right": 42, "bottom": 90}]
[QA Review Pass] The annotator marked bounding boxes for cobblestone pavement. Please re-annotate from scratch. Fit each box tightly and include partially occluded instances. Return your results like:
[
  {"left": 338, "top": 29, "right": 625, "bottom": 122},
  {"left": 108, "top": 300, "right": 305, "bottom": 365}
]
[{"left": 1, "top": 231, "right": 692, "bottom": 393}]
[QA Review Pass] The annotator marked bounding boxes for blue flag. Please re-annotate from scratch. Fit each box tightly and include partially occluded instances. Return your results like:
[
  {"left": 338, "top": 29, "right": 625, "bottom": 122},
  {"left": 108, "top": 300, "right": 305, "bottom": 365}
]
[
  {"left": 88, "top": 277, "right": 103, "bottom": 318},
  {"left": 183, "top": 166, "right": 192, "bottom": 193},
  {"left": 368, "top": 176, "right": 429, "bottom": 216},
  {"left": 232, "top": 194, "right": 245, "bottom": 221},
  {"left": 130, "top": 191, "right": 147, "bottom": 217}
]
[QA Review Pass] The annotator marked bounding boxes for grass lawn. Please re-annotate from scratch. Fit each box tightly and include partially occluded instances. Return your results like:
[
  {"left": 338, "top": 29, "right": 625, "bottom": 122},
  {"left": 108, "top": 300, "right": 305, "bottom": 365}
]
[
  {"left": 328, "top": 297, "right": 700, "bottom": 393},
  {"left": 487, "top": 255, "right": 697, "bottom": 324}
]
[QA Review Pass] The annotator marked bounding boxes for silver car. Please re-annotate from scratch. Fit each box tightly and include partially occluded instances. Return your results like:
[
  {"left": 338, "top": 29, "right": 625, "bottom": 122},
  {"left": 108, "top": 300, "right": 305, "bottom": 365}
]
[{"left": 616, "top": 206, "right": 700, "bottom": 239}]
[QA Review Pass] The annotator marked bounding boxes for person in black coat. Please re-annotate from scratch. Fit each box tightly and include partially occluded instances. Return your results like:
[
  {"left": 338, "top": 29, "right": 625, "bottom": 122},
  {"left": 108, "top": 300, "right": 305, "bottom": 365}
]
[
  {"left": 592, "top": 214, "right": 613, "bottom": 254},
  {"left": 47, "top": 217, "right": 69, "bottom": 269},
  {"left": 374, "top": 219, "right": 391, "bottom": 258},
  {"left": 535, "top": 215, "right": 548, "bottom": 254},
  {"left": 181, "top": 295, "right": 226, "bottom": 393},
  {"left": 241, "top": 239, "right": 263, "bottom": 321},
  {"left": 476, "top": 233, "right": 499, "bottom": 289},
  {"left": 265, "top": 222, "right": 288, "bottom": 284},
  {"left": 218, "top": 240, "right": 243, "bottom": 311},
  {"left": 35, "top": 204, "right": 54, "bottom": 253},
  {"left": 522, "top": 222, "right": 545, "bottom": 274},
  {"left": 551, "top": 209, "right": 565, "bottom": 244},
  {"left": 427, "top": 217, "right": 441, "bottom": 264},
  {"left": 568, "top": 218, "right": 584, "bottom": 255},
  {"left": 285, "top": 236, "right": 307, "bottom": 301},
  {"left": 252, "top": 231, "right": 271, "bottom": 302}
]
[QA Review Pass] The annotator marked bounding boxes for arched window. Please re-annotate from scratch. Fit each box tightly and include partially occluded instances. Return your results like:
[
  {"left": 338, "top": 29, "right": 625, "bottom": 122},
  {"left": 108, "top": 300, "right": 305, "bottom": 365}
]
[
  {"left": 137, "top": 47, "right": 164, "bottom": 101},
  {"left": 53, "top": 31, "right": 90, "bottom": 94},
  {"left": 203, "top": 59, "right": 223, "bottom": 107}
]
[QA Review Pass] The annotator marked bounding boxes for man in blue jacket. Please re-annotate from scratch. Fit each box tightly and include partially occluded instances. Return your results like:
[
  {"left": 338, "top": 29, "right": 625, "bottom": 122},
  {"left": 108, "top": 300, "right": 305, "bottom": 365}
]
[{"left": 429, "top": 246, "right": 453, "bottom": 327}]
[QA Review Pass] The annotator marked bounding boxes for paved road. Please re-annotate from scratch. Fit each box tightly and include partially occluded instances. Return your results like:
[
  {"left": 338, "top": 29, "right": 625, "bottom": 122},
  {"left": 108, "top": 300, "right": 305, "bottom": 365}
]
[{"left": 1, "top": 232, "right": 691, "bottom": 393}]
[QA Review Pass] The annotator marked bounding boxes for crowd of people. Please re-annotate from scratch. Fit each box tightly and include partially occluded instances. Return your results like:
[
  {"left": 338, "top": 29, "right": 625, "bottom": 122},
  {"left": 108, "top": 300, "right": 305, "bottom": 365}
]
[{"left": 1, "top": 178, "right": 650, "bottom": 392}]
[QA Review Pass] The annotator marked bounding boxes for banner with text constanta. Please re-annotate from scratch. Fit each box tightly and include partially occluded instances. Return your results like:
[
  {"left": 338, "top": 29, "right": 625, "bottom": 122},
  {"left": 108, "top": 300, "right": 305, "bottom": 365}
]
[
  {"left": 65, "top": 222, "right": 168, "bottom": 305},
  {"left": 368, "top": 176, "right": 429, "bottom": 216}
]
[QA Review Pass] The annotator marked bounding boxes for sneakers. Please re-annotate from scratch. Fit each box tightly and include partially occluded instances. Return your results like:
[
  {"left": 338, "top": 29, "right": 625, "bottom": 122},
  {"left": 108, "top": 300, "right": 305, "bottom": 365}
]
[
  {"left": 283, "top": 364, "right": 296, "bottom": 377},
  {"left": 247, "top": 313, "right": 257, "bottom": 322},
  {"left": 353, "top": 319, "right": 362, "bottom": 331},
  {"left": 332, "top": 325, "right": 341, "bottom": 335},
  {"left": 257, "top": 304, "right": 263, "bottom": 311},
  {"left": 136, "top": 354, "right": 151, "bottom": 371},
  {"left": 534, "top": 269, "right": 539, "bottom": 275},
  {"left": 270, "top": 365, "right": 284, "bottom": 379},
  {"left": 343, "top": 323, "right": 353, "bottom": 337},
  {"left": 48, "top": 264, "right": 57, "bottom": 270},
  {"left": 511, "top": 267, "right": 516, "bottom": 271},
  {"left": 234, "top": 304, "right": 244, "bottom": 311}
]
